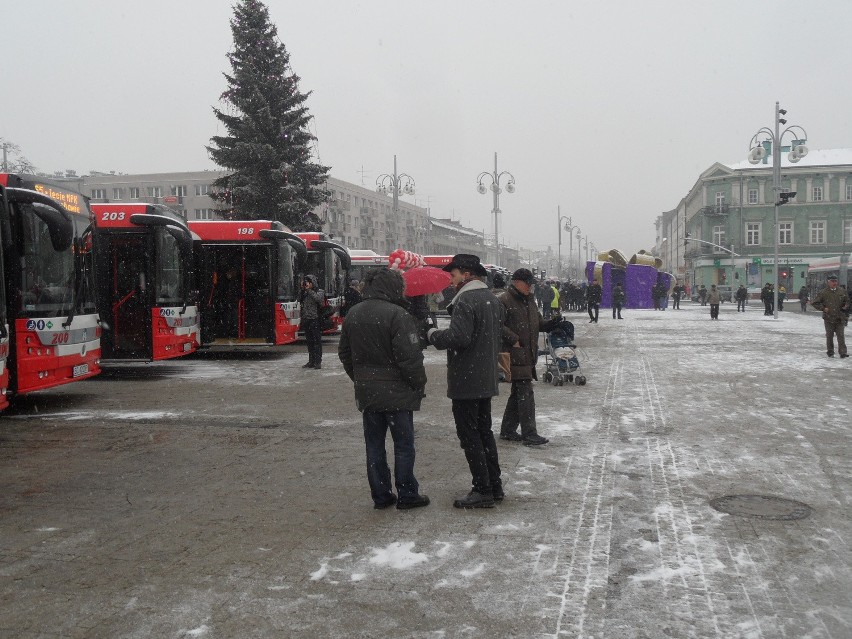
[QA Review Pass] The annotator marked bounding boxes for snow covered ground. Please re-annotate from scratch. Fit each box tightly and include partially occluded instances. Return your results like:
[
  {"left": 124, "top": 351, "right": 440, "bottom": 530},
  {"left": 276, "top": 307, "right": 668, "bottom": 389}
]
[{"left": 0, "top": 301, "right": 850, "bottom": 637}]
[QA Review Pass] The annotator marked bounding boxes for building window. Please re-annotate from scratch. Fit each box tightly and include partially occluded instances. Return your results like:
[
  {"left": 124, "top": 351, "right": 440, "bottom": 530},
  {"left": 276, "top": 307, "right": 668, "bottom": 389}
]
[
  {"left": 845, "top": 219, "right": 852, "bottom": 244},
  {"left": 148, "top": 186, "right": 163, "bottom": 198},
  {"left": 809, "top": 220, "right": 826, "bottom": 244},
  {"left": 712, "top": 226, "right": 725, "bottom": 252},
  {"left": 715, "top": 191, "right": 725, "bottom": 206},
  {"left": 170, "top": 185, "right": 187, "bottom": 197},
  {"left": 91, "top": 188, "right": 106, "bottom": 199},
  {"left": 746, "top": 223, "right": 761, "bottom": 246},
  {"left": 194, "top": 209, "right": 216, "bottom": 220},
  {"left": 129, "top": 187, "right": 140, "bottom": 199},
  {"left": 748, "top": 188, "right": 758, "bottom": 204},
  {"left": 846, "top": 184, "right": 852, "bottom": 201},
  {"left": 195, "top": 184, "right": 210, "bottom": 196},
  {"left": 778, "top": 222, "right": 793, "bottom": 245},
  {"left": 813, "top": 186, "right": 823, "bottom": 202},
  {"left": 112, "top": 188, "right": 123, "bottom": 199}
]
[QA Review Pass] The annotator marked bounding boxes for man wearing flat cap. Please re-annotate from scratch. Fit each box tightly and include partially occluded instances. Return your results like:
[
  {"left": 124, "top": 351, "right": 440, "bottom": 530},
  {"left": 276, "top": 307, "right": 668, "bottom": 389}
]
[
  {"left": 811, "top": 275, "right": 850, "bottom": 357},
  {"left": 498, "top": 268, "right": 562, "bottom": 447},
  {"left": 427, "top": 254, "right": 505, "bottom": 509}
]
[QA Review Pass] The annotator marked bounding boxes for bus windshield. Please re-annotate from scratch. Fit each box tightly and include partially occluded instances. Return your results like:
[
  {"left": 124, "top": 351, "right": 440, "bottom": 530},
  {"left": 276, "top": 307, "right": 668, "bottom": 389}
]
[
  {"left": 276, "top": 239, "right": 295, "bottom": 301},
  {"left": 20, "top": 202, "right": 75, "bottom": 314},
  {"left": 155, "top": 229, "right": 186, "bottom": 306}
]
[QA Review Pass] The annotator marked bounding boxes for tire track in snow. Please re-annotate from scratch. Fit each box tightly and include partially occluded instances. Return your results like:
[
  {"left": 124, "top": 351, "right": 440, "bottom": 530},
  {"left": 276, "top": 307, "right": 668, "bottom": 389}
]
[{"left": 540, "top": 357, "right": 619, "bottom": 637}]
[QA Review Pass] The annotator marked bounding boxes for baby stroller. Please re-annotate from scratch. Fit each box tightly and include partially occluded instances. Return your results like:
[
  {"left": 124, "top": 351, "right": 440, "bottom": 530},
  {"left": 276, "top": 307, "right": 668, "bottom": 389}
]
[{"left": 540, "top": 319, "right": 586, "bottom": 386}]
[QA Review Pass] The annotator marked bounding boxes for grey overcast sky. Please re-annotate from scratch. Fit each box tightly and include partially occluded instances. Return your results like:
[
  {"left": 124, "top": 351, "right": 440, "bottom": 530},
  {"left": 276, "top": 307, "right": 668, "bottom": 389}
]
[{"left": 4, "top": 0, "right": 852, "bottom": 256}]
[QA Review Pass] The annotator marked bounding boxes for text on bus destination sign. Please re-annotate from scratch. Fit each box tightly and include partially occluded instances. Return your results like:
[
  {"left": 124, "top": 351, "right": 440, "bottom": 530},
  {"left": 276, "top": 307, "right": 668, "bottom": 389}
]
[{"left": 33, "top": 184, "right": 84, "bottom": 215}]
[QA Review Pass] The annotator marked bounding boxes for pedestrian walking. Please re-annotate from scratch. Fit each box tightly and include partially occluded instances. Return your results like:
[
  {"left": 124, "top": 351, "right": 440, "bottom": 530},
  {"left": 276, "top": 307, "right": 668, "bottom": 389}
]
[
  {"left": 798, "top": 285, "right": 809, "bottom": 312},
  {"left": 671, "top": 284, "right": 682, "bottom": 309},
  {"left": 761, "top": 283, "right": 773, "bottom": 316},
  {"left": 338, "top": 268, "right": 430, "bottom": 510},
  {"left": 340, "top": 278, "right": 362, "bottom": 319},
  {"left": 612, "top": 283, "right": 625, "bottom": 319},
  {"left": 698, "top": 285, "right": 708, "bottom": 306},
  {"left": 778, "top": 285, "right": 786, "bottom": 312},
  {"left": 811, "top": 275, "right": 850, "bottom": 358},
  {"left": 497, "top": 269, "right": 560, "bottom": 447},
  {"left": 707, "top": 284, "right": 721, "bottom": 320},
  {"left": 586, "top": 279, "right": 602, "bottom": 323},
  {"left": 427, "top": 254, "right": 505, "bottom": 509},
  {"left": 299, "top": 274, "right": 324, "bottom": 369},
  {"left": 735, "top": 284, "right": 748, "bottom": 312}
]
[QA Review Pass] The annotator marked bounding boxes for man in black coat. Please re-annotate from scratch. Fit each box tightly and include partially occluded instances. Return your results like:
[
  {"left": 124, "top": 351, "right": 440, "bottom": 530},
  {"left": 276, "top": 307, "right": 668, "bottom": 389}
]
[
  {"left": 427, "top": 254, "right": 505, "bottom": 509},
  {"left": 586, "top": 279, "right": 602, "bottom": 323},
  {"left": 338, "top": 269, "right": 430, "bottom": 511},
  {"left": 498, "top": 269, "right": 560, "bottom": 447}
]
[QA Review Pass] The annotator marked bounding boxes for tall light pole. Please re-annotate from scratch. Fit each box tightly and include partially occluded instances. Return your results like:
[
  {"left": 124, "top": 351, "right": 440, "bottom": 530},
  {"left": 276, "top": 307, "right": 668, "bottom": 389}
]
[
  {"left": 589, "top": 243, "right": 598, "bottom": 263},
  {"left": 748, "top": 102, "right": 808, "bottom": 319},
  {"left": 557, "top": 206, "right": 573, "bottom": 280},
  {"left": 477, "top": 152, "right": 515, "bottom": 265},
  {"left": 376, "top": 155, "right": 416, "bottom": 249}
]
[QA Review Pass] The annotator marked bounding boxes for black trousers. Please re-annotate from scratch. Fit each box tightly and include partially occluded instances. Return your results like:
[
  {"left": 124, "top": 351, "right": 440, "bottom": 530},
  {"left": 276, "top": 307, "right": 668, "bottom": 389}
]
[
  {"left": 587, "top": 303, "right": 599, "bottom": 322},
  {"left": 500, "top": 379, "right": 538, "bottom": 439},
  {"left": 612, "top": 303, "right": 623, "bottom": 319},
  {"left": 737, "top": 299, "right": 746, "bottom": 311},
  {"left": 672, "top": 297, "right": 680, "bottom": 309},
  {"left": 303, "top": 318, "right": 322, "bottom": 364},
  {"left": 451, "top": 398, "right": 501, "bottom": 495},
  {"left": 710, "top": 303, "right": 720, "bottom": 319}
]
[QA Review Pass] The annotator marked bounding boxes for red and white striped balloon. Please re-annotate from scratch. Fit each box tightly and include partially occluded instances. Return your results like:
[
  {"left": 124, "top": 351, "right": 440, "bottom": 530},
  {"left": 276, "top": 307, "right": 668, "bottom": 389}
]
[{"left": 388, "top": 249, "right": 425, "bottom": 270}]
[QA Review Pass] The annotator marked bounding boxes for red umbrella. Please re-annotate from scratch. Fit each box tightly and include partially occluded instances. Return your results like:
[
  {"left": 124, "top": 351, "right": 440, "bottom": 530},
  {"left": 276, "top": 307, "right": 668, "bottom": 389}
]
[{"left": 402, "top": 266, "right": 452, "bottom": 296}]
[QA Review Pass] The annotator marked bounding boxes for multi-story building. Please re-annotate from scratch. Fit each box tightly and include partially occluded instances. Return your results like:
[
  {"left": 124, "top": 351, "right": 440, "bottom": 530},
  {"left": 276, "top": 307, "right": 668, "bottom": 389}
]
[
  {"left": 317, "top": 177, "right": 430, "bottom": 255},
  {"left": 658, "top": 149, "right": 852, "bottom": 294},
  {"left": 81, "top": 170, "right": 225, "bottom": 221},
  {"left": 76, "top": 170, "right": 524, "bottom": 268}
]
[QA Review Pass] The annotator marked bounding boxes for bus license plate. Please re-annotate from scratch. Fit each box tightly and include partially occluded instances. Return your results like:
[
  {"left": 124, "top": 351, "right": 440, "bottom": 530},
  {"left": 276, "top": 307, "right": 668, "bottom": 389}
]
[{"left": 72, "top": 363, "right": 89, "bottom": 378}]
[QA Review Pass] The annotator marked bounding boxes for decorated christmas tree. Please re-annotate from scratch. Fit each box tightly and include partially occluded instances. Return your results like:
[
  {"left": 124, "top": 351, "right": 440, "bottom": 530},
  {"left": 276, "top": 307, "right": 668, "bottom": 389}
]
[{"left": 208, "top": 0, "right": 329, "bottom": 229}]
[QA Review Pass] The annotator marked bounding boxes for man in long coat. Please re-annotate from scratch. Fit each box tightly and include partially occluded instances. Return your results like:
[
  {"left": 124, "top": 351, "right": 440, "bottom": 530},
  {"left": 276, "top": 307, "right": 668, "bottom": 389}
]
[
  {"left": 498, "top": 269, "right": 561, "bottom": 446},
  {"left": 428, "top": 254, "right": 505, "bottom": 509}
]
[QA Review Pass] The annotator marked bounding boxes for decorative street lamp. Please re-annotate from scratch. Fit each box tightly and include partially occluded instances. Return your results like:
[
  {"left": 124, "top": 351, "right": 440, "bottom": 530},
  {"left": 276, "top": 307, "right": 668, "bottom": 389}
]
[
  {"left": 747, "top": 102, "right": 808, "bottom": 319},
  {"left": 376, "top": 155, "right": 416, "bottom": 239},
  {"left": 556, "top": 206, "right": 573, "bottom": 278},
  {"left": 477, "top": 152, "right": 515, "bottom": 266}
]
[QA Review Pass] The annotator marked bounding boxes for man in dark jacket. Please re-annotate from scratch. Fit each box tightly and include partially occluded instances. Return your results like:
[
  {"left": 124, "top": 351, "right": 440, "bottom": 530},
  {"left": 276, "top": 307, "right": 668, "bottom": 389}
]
[
  {"left": 760, "top": 283, "right": 773, "bottom": 316},
  {"left": 427, "top": 254, "right": 504, "bottom": 509},
  {"left": 340, "top": 279, "right": 362, "bottom": 319},
  {"left": 612, "top": 283, "right": 626, "bottom": 319},
  {"left": 300, "top": 274, "right": 325, "bottom": 369},
  {"left": 811, "top": 274, "right": 850, "bottom": 357},
  {"left": 338, "top": 268, "right": 430, "bottom": 510},
  {"left": 736, "top": 284, "right": 748, "bottom": 312},
  {"left": 498, "top": 269, "right": 560, "bottom": 447},
  {"left": 586, "top": 279, "right": 602, "bottom": 323}
]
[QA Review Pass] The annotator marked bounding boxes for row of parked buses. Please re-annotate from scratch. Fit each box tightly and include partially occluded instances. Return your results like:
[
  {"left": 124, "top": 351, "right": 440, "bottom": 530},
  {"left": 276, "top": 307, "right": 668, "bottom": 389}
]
[{"left": 0, "top": 173, "right": 351, "bottom": 411}]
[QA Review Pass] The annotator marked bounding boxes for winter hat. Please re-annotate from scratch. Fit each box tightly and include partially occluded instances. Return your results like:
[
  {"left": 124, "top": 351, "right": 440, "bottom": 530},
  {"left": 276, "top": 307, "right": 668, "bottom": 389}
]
[
  {"left": 443, "top": 254, "right": 488, "bottom": 276},
  {"left": 511, "top": 268, "right": 536, "bottom": 285}
]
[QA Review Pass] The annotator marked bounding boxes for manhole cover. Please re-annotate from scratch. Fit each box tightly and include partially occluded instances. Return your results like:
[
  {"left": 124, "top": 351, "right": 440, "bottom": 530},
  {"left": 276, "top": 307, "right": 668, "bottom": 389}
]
[{"left": 709, "top": 495, "right": 812, "bottom": 520}]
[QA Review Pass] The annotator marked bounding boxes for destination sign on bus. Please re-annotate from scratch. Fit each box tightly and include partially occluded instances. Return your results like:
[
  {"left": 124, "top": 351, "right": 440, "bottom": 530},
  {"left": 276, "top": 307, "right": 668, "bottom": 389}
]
[{"left": 32, "top": 183, "right": 85, "bottom": 215}]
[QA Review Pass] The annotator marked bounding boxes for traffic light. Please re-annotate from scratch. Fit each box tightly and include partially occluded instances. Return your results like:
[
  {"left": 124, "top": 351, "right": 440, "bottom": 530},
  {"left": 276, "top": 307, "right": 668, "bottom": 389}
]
[
  {"left": 778, "top": 191, "right": 796, "bottom": 205},
  {"left": 540, "top": 270, "right": 547, "bottom": 279},
  {"left": 780, "top": 269, "right": 789, "bottom": 278},
  {"left": 531, "top": 267, "right": 538, "bottom": 277}
]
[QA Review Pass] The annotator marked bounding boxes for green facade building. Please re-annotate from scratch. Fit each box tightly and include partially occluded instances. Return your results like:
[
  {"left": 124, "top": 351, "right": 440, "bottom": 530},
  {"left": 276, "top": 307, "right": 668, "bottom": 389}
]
[{"left": 657, "top": 149, "right": 852, "bottom": 296}]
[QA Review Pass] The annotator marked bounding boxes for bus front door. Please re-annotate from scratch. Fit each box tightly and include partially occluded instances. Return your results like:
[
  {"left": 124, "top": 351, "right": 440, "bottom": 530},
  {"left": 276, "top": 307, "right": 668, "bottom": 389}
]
[{"left": 104, "top": 235, "right": 152, "bottom": 359}]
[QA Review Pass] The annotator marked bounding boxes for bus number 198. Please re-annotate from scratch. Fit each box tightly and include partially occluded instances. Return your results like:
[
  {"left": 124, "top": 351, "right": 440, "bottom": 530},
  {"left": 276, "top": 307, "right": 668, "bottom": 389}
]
[{"left": 236, "top": 227, "right": 254, "bottom": 235}]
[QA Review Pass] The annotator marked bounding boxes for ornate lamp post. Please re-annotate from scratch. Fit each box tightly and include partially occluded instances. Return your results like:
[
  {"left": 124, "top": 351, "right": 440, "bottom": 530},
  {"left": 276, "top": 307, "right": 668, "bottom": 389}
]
[
  {"left": 747, "top": 102, "right": 808, "bottom": 319},
  {"left": 557, "top": 206, "right": 575, "bottom": 280},
  {"left": 376, "top": 155, "right": 416, "bottom": 247},
  {"left": 477, "top": 152, "right": 515, "bottom": 265}
]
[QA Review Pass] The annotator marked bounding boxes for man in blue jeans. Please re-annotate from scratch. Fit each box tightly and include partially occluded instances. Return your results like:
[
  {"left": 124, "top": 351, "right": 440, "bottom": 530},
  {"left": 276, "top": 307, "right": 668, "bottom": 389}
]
[{"left": 338, "top": 268, "right": 430, "bottom": 510}]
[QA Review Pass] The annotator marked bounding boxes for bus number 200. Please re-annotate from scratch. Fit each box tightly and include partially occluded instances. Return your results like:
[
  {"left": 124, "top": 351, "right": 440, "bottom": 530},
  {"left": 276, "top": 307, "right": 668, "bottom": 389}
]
[{"left": 51, "top": 333, "right": 70, "bottom": 345}]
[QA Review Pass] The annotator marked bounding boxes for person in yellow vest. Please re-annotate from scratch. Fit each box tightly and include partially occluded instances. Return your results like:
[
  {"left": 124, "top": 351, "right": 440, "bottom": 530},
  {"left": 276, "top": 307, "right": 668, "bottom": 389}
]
[{"left": 549, "top": 282, "right": 560, "bottom": 318}]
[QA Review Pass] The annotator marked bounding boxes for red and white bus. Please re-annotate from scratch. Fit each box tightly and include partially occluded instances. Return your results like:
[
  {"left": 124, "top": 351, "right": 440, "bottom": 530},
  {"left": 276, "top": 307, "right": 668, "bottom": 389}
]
[
  {"left": 0, "top": 174, "right": 101, "bottom": 409},
  {"left": 91, "top": 203, "right": 198, "bottom": 361},
  {"left": 189, "top": 220, "right": 305, "bottom": 346},
  {"left": 348, "top": 250, "right": 388, "bottom": 283},
  {"left": 294, "top": 232, "right": 351, "bottom": 332}
]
